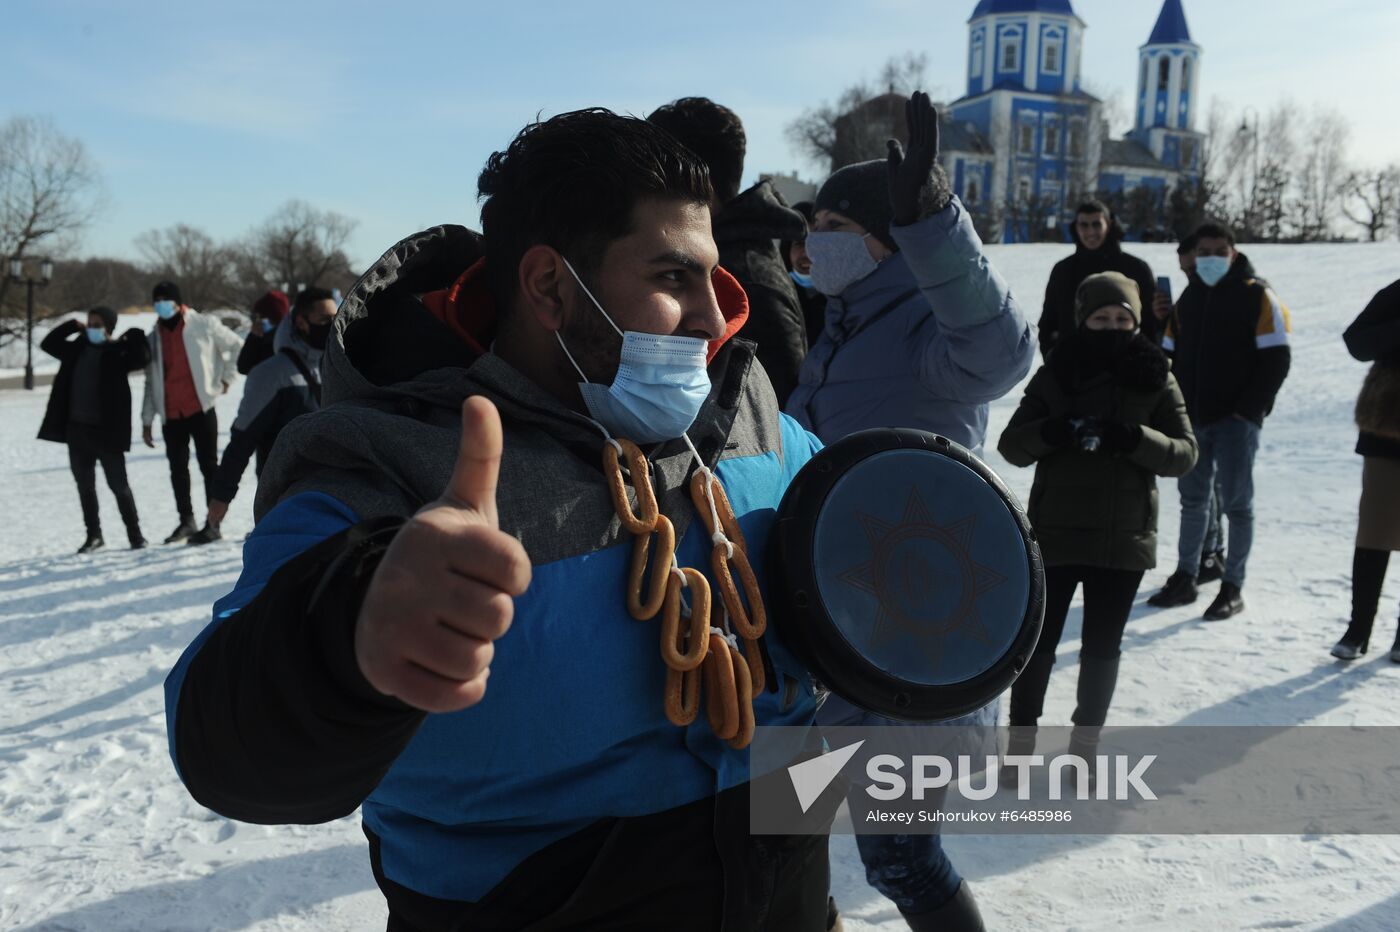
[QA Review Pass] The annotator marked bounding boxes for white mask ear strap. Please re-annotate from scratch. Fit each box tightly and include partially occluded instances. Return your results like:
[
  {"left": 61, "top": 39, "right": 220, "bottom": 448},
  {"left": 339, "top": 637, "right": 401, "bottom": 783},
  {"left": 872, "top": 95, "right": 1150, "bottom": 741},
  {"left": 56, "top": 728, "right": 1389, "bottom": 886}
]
[
  {"left": 554, "top": 331, "right": 591, "bottom": 384},
  {"left": 560, "top": 256, "right": 624, "bottom": 338}
]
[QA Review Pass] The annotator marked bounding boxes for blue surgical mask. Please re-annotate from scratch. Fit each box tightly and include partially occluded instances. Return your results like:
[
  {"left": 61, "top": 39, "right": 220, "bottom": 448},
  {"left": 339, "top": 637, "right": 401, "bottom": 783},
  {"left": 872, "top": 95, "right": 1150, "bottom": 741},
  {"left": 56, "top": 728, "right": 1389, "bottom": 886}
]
[
  {"left": 805, "top": 231, "right": 880, "bottom": 296},
  {"left": 260, "top": 318, "right": 276, "bottom": 334},
  {"left": 86, "top": 327, "right": 107, "bottom": 345},
  {"left": 155, "top": 299, "right": 177, "bottom": 320},
  {"left": 555, "top": 258, "right": 712, "bottom": 444},
  {"left": 1195, "top": 255, "right": 1231, "bottom": 287},
  {"left": 790, "top": 269, "right": 814, "bottom": 289}
]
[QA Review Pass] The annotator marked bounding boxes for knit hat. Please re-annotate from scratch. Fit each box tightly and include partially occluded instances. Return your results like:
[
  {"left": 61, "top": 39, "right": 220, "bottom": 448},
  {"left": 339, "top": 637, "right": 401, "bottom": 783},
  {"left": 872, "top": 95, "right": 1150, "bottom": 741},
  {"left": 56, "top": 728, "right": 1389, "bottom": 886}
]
[
  {"left": 815, "top": 160, "right": 895, "bottom": 250},
  {"left": 252, "top": 289, "right": 290, "bottom": 323},
  {"left": 89, "top": 305, "right": 118, "bottom": 333},
  {"left": 1075, "top": 272, "right": 1142, "bottom": 327},
  {"left": 152, "top": 280, "right": 182, "bottom": 304}
]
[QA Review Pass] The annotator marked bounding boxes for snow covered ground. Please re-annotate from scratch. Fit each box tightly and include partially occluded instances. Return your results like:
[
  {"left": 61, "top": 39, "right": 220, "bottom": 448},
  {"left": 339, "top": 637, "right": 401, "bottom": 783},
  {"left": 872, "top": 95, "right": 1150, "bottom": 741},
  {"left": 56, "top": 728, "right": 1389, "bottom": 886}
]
[{"left": 2, "top": 243, "right": 1398, "bottom": 931}]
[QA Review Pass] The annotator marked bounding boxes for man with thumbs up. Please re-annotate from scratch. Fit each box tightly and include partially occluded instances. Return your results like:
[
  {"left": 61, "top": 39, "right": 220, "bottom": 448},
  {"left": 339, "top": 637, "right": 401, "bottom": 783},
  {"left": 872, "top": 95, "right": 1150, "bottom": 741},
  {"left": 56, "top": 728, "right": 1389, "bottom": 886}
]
[{"left": 166, "top": 109, "right": 836, "bottom": 930}]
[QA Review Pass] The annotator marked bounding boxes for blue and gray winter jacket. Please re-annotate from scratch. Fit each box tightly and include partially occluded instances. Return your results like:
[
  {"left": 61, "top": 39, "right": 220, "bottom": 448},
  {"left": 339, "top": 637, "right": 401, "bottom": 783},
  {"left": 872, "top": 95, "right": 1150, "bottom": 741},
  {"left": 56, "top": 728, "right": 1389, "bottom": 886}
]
[
  {"left": 786, "top": 196, "right": 1036, "bottom": 456},
  {"left": 164, "top": 225, "right": 830, "bottom": 930}
]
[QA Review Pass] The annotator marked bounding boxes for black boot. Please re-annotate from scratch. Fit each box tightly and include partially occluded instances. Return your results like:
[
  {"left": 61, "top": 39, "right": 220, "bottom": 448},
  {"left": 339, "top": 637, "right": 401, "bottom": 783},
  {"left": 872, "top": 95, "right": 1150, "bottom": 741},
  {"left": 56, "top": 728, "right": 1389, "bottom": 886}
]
[
  {"left": 902, "top": 881, "right": 986, "bottom": 932},
  {"left": 116, "top": 488, "right": 145, "bottom": 550},
  {"left": 186, "top": 522, "right": 222, "bottom": 546},
  {"left": 1204, "top": 582, "right": 1245, "bottom": 620},
  {"left": 1147, "top": 571, "right": 1197, "bottom": 607},
  {"left": 1330, "top": 618, "right": 1371, "bottom": 660},
  {"left": 76, "top": 532, "right": 105, "bottom": 554},
  {"left": 164, "top": 518, "right": 198, "bottom": 544},
  {"left": 1198, "top": 549, "right": 1226, "bottom": 583}
]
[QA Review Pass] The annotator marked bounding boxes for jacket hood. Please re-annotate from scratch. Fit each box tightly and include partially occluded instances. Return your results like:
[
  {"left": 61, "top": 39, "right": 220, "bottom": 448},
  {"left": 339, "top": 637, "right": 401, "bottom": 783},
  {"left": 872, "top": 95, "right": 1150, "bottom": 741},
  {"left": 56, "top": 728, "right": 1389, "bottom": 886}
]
[
  {"left": 324, "top": 224, "right": 750, "bottom": 415},
  {"left": 1050, "top": 330, "right": 1170, "bottom": 393},
  {"left": 715, "top": 180, "right": 807, "bottom": 247},
  {"left": 272, "top": 314, "right": 324, "bottom": 373}
]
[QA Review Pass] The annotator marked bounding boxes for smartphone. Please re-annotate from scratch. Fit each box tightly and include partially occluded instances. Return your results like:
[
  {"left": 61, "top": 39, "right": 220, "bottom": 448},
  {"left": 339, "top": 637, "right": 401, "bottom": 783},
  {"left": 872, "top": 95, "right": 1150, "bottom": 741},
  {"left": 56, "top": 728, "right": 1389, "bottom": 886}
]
[{"left": 1156, "top": 275, "right": 1173, "bottom": 305}]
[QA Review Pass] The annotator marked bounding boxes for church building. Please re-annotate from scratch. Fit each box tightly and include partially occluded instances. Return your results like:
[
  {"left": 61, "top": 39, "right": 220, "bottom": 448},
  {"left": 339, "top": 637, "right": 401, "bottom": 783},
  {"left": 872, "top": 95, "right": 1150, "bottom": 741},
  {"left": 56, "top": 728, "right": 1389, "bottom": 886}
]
[{"left": 942, "top": 0, "right": 1204, "bottom": 242}]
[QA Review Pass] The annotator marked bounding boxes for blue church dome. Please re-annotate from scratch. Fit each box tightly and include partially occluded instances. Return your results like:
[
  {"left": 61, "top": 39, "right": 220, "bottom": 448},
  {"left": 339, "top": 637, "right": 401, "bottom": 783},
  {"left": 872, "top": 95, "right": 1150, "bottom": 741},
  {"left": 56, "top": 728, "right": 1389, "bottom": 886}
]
[
  {"left": 1146, "top": 0, "right": 1193, "bottom": 44},
  {"left": 970, "top": 0, "right": 1076, "bottom": 18}
]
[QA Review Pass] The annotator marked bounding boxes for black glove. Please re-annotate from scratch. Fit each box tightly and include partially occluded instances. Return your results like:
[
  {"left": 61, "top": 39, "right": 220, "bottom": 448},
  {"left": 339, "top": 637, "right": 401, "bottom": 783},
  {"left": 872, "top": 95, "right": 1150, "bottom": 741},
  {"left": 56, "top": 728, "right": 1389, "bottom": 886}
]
[
  {"left": 1100, "top": 420, "right": 1143, "bottom": 454},
  {"left": 58, "top": 318, "right": 84, "bottom": 335},
  {"left": 886, "top": 91, "right": 950, "bottom": 226},
  {"left": 1040, "top": 415, "right": 1074, "bottom": 448}
]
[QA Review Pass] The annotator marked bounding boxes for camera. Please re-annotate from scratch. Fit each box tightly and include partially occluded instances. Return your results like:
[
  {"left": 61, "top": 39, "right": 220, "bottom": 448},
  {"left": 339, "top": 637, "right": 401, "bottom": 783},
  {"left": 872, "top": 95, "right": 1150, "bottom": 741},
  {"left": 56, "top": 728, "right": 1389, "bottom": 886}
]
[{"left": 1071, "top": 417, "right": 1103, "bottom": 453}]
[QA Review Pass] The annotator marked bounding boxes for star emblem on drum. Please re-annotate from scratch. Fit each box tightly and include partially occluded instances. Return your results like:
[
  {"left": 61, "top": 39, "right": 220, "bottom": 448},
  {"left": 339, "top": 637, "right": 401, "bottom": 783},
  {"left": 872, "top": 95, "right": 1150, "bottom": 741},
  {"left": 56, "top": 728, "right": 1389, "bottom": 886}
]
[{"left": 836, "top": 488, "right": 1006, "bottom": 667}]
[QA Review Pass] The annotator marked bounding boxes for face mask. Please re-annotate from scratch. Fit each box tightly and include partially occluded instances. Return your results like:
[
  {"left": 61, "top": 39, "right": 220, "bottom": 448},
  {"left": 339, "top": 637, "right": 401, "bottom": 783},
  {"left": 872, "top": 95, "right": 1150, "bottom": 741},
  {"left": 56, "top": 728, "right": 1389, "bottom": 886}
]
[
  {"left": 555, "top": 257, "right": 711, "bottom": 443},
  {"left": 154, "top": 299, "right": 178, "bottom": 320},
  {"left": 790, "top": 269, "right": 814, "bottom": 289},
  {"left": 1195, "top": 255, "right": 1231, "bottom": 287},
  {"left": 86, "top": 327, "right": 108, "bottom": 345},
  {"left": 303, "top": 321, "right": 331, "bottom": 350},
  {"left": 804, "top": 231, "right": 879, "bottom": 296},
  {"left": 260, "top": 318, "right": 276, "bottom": 335},
  {"left": 1079, "top": 328, "right": 1135, "bottom": 361}
]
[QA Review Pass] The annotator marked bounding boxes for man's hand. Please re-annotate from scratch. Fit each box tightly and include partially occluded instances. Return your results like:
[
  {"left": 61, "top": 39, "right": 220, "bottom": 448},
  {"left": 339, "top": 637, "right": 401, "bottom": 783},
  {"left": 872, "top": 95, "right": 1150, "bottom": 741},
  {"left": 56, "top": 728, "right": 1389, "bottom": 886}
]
[
  {"left": 142, "top": 425, "right": 155, "bottom": 448},
  {"left": 886, "top": 90, "right": 941, "bottom": 227},
  {"left": 221, "top": 381, "right": 231, "bottom": 395},
  {"left": 1151, "top": 291, "right": 1172, "bottom": 321},
  {"left": 207, "top": 499, "right": 229, "bottom": 528},
  {"left": 355, "top": 396, "right": 532, "bottom": 713}
]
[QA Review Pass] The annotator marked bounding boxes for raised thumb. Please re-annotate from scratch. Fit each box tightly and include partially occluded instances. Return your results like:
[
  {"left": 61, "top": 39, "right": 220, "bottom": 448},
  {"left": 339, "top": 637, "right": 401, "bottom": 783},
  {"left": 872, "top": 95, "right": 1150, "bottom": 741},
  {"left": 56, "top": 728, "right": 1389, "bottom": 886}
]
[{"left": 443, "top": 395, "right": 503, "bottom": 525}]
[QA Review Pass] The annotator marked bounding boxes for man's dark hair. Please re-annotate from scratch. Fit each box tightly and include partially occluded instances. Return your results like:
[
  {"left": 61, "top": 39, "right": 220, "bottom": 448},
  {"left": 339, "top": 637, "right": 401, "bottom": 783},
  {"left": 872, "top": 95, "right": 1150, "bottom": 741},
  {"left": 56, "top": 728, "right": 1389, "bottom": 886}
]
[
  {"left": 1191, "top": 221, "right": 1236, "bottom": 246},
  {"left": 1176, "top": 232, "right": 1199, "bottom": 255},
  {"left": 478, "top": 108, "right": 713, "bottom": 310},
  {"left": 1076, "top": 199, "right": 1112, "bottom": 219},
  {"left": 646, "top": 97, "right": 746, "bottom": 206},
  {"left": 293, "top": 286, "right": 335, "bottom": 315},
  {"left": 152, "top": 280, "right": 182, "bottom": 304}
]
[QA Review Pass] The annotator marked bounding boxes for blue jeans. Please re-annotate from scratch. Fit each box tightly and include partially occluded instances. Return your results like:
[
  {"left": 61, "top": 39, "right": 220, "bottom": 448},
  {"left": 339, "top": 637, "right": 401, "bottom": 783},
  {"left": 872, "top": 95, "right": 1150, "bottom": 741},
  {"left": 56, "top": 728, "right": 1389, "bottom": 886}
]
[
  {"left": 1203, "top": 482, "right": 1224, "bottom": 554},
  {"left": 817, "top": 696, "right": 990, "bottom": 914},
  {"left": 1177, "top": 417, "right": 1261, "bottom": 587}
]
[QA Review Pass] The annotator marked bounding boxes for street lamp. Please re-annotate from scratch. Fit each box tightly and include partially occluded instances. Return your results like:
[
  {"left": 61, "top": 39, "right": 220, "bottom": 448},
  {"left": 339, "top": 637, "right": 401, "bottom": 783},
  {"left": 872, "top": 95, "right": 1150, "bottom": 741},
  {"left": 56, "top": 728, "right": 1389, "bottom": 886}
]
[{"left": 5, "top": 255, "right": 54, "bottom": 390}]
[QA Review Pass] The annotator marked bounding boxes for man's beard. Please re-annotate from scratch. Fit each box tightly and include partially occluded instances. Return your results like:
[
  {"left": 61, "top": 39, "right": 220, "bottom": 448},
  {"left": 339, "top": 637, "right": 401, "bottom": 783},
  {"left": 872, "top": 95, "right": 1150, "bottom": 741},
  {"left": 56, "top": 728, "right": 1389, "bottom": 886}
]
[{"left": 559, "top": 291, "right": 623, "bottom": 386}]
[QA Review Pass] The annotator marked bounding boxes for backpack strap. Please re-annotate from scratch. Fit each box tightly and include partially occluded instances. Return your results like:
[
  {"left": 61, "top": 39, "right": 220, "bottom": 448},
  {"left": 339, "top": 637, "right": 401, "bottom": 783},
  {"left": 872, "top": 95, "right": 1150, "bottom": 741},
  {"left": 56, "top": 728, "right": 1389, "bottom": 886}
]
[{"left": 279, "top": 347, "right": 322, "bottom": 406}]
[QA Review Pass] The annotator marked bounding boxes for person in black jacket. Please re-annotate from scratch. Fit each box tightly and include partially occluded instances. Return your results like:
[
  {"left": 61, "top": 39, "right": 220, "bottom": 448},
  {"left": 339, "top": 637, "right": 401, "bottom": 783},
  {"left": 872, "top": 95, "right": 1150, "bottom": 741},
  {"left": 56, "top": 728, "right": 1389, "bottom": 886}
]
[
  {"left": 37, "top": 306, "right": 152, "bottom": 552},
  {"left": 648, "top": 97, "right": 810, "bottom": 405},
  {"left": 1039, "top": 200, "right": 1159, "bottom": 356},
  {"left": 1331, "top": 279, "right": 1400, "bottom": 661},
  {"left": 235, "top": 289, "right": 289, "bottom": 375},
  {"left": 1148, "top": 222, "right": 1291, "bottom": 619},
  {"left": 190, "top": 287, "right": 336, "bottom": 544},
  {"left": 779, "top": 200, "right": 828, "bottom": 349}
]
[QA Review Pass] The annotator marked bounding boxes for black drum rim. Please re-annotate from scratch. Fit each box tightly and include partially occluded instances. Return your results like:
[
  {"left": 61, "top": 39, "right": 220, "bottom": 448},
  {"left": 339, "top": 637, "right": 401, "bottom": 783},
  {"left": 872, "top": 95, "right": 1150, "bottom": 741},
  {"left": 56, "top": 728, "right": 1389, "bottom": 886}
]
[{"left": 772, "top": 428, "right": 1046, "bottom": 722}]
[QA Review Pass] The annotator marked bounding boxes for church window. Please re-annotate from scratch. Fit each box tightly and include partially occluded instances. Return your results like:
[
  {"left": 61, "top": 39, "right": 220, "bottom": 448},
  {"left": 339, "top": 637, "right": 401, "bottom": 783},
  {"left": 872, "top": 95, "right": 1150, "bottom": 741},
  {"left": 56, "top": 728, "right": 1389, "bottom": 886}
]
[
  {"left": 966, "top": 176, "right": 980, "bottom": 204},
  {"left": 1000, "top": 32, "right": 1021, "bottom": 72},
  {"left": 1158, "top": 57, "right": 1170, "bottom": 91},
  {"left": 1141, "top": 58, "right": 1148, "bottom": 94},
  {"left": 971, "top": 34, "right": 984, "bottom": 77},
  {"left": 1045, "top": 122, "right": 1060, "bottom": 155},
  {"left": 1068, "top": 122, "right": 1084, "bottom": 158},
  {"left": 1181, "top": 137, "right": 1197, "bottom": 168},
  {"left": 1019, "top": 122, "right": 1035, "bottom": 154},
  {"left": 1043, "top": 40, "right": 1062, "bottom": 74},
  {"left": 1018, "top": 177, "right": 1032, "bottom": 203},
  {"left": 1182, "top": 57, "right": 1192, "bottom": 89}
]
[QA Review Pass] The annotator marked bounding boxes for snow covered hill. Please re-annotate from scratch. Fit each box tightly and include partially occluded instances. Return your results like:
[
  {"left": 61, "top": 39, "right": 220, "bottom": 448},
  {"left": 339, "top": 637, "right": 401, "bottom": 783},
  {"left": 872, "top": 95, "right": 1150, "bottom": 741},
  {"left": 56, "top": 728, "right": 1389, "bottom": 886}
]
[{"left": 2, "top": 244, "right": 1398, "bottom": 930}]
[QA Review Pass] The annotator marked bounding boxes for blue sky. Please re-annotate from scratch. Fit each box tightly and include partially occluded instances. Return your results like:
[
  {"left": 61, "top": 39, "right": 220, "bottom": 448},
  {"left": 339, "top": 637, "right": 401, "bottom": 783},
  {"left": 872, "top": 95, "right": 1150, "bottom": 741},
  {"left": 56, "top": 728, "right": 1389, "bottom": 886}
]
[{"left": 9, "top": 0, "right": 1399, "bottom": 268}]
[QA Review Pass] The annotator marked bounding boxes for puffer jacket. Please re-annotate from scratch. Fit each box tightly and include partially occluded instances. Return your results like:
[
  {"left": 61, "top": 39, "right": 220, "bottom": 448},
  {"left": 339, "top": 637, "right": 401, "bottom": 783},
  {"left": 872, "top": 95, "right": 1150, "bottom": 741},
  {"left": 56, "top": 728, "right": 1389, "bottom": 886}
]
[
  {"left": 1345, "top": 278, "right": 1400, "bottom": 460},
  {"left": 164, "top": 225, "right": 830, "bottom": 931},
  {"left": 998, "top": 333, "right": 1198, "bottom": 570},
  {"left": 786, "top": 195, "right": 1036, "bottom": 455}
]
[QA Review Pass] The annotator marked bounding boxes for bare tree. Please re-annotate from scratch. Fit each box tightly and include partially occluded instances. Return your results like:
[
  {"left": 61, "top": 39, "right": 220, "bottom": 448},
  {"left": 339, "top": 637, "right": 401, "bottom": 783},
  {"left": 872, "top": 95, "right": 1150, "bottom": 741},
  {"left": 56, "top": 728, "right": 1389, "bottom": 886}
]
[
  {"left": 0, "top": 116, "right": 103, "bottom": 341},
  {"left": 786, "top": 54, "right": 930, "bottom": 173},
  {"left": 1290, "top": 106, "right": 1351, "bottom": 241},
  {"left": 135, "top": 223, "right": 240, "bottom": 311},
  {"left": 1227, "top": 100, "right": 1300, "bottom": 241},
  {"left": 235, "top": 199, "right": 358, "bottom": 304},
  {"left": 1341, "top": 165, "right": 1400, "bottom": 242},
  {"left": 1168, "top": 99, "right": 1231, "bottom": 238}
]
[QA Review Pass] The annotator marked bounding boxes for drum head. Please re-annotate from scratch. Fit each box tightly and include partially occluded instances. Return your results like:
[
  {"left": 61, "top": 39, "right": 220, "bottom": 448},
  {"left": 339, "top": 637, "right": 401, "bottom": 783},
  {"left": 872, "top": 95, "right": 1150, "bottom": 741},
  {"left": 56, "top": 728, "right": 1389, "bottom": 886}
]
[{"left": 772, "top": 429, "right": 1045, "bottom": 722}]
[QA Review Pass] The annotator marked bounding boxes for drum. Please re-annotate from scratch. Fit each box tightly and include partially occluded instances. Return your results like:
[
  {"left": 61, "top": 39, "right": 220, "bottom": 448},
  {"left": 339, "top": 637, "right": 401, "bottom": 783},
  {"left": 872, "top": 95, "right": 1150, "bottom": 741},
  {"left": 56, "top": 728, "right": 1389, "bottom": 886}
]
[{"left": 771, "top": 428, "right": 1044, "bottom": 722}]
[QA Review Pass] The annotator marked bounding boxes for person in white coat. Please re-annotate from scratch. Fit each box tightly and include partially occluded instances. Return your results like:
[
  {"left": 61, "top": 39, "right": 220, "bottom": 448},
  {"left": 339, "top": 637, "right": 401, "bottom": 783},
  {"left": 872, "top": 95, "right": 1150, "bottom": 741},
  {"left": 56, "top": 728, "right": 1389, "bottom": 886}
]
[{"left": 141, "top": 280, "right": 243, "bottom": 542}]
